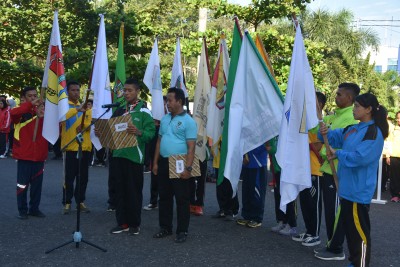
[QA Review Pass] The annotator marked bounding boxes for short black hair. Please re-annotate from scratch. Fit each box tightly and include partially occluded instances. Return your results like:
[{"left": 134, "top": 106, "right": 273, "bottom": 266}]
[
  {"left": 168, "top": 87, "right": 186, "bottom": 106},
  {"left": 0, "top": 99, "right": 7, "bottom": 109},
  {"left": 125, "top": 78, "right": 140, "bottom": 90},
  {"left": 316, "top": 91, "right": 327, "bottom": 109},
  {"left": 22, "top": 87, "right": 37, "bottom": 97},
  {"left": 87, "top": 99, "right": 93, "bottom": 104},
  {"left": 338, "top": 83, "right": 360, "bottom": 102},
  {"left": 67, "top": 81, "right": 80, "bottom": 91},
  {"left": 0, "top": 95, "right": 6, "bottom": 99}
]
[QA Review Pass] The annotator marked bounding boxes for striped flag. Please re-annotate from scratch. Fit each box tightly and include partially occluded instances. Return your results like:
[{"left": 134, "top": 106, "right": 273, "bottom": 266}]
[
  {"left": 42, "top": 10, "right": 69, "bottom": 145},
  {"left": 113, "top": 23, "right": 126, "bottom": 107},
  {"left": 206, "top": 35, "right": 230, "bottom": 155},
  {"left": 223, "top": 31, "right": 284, "bottom": 194}
]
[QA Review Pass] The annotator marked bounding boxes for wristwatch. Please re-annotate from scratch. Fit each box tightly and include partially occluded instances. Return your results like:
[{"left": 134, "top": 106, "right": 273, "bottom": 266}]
[{"left": 185, "top": 166, "right": 193, "bottom": 172}]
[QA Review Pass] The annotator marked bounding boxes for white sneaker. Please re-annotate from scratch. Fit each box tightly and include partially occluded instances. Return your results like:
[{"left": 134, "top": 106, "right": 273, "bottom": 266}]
[
  {"left": 0, "top": 155, "right": 7, "bottom": 159},
  {"left": 279, "top": 224, "right": 297, "bottom": 236},
  {"left": 292, "top": 232, "right": 310, "bottom": 242},
  {"left": 271, "top": 221, "right": 286, "bottom": 232}
]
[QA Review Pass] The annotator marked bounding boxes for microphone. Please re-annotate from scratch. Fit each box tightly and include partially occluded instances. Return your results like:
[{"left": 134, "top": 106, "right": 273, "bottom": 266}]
[{"left": 101, "top": 103, "right": 120, "bottom": 108}]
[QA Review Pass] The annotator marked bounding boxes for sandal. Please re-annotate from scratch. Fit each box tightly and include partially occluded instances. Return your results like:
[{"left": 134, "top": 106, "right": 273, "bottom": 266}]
[{"left": 153, "top": 229, "right": 172, "bottom": 238}]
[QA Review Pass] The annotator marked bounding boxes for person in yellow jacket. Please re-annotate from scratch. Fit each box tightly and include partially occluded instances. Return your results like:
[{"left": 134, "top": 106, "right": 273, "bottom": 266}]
[
  {"left": 61, "top": 81, "right": 92, "bottom": 214},
  {"left": 386, "top": 111, "right": 400, "bottom": 202}
]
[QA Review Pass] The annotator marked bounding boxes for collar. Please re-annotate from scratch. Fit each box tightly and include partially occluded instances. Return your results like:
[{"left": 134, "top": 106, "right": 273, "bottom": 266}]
[
  {"left": 68, "top": 100, "right": 80, "bottom": 106},
  {"left": 170, "top": 110, "right": 186, "bottom": 118},
  {"left": 358, "top": 120, "right": 374, "bottom": 129},
  {"left": 334, "top": 105, "right": 353, "bottom": 115}
]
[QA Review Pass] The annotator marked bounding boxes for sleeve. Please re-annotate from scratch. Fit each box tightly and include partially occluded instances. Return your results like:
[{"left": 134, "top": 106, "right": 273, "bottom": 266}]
[
  {"left": 318, "top": 128, "right": 344, "bottom": 149},
  {"left": 336, "top": 135, "right": 384, "bottom": 168},
  {"left": 137, "top": 111, "right": 156, "bottom": 144},
  {"left": 10, "top": 102, "right": 33, "bottom": 123},
  {"left": 185, "top": 117, "right": 197, "bottom": 140}
]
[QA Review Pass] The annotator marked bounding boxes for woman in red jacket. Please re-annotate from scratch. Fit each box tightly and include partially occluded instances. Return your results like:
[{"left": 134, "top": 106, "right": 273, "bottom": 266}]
[{"left": 0, "top": 99, "right": 11, "bottom": 158}]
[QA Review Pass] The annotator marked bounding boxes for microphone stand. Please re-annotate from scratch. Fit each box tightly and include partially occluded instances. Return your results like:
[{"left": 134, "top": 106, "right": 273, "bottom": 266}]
[{"left": 45, "top": 107, "right": 113, "bottom": 254}]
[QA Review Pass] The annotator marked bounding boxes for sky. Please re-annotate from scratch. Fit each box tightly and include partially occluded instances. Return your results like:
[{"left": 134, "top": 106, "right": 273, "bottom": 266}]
[{"left": 228, "top": 0, "right": 400, "bottom": 48}]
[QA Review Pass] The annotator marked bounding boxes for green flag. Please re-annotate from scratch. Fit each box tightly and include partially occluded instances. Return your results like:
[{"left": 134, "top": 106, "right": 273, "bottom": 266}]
[
  {"left": 113, "top": 23, "right": 126, "bottom": 107},
  {"left": 218, "top": 18, "right": 242, "bottom": 185}
]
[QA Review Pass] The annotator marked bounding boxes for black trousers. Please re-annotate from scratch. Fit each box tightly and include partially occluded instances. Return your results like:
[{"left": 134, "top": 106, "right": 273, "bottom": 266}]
[
  {"left": 148, "top": 127, "right": 159, "bottom": 205},
  {"left": 389, "top": 157, "right": 400, "bottom": 197},
  {"left": 381, "top": 157, "right": 390, "bottom": 191},
  {"left": 321, "top": 173, "right": 345, "bottom": 253},
  {"left": 299, "top": 175, "right": 322, "bottom": 237},
  {"left": 189, "top": 159, "right": 207, "bottom": 206},
  {"left": 241, "top": 167, "right": 266, "bottom": 223},
  {"left": 273, "top": 172, "right": 297, "bottom": 226},
  {"left": 341, "top": 198, "right": 371, "bottom": 267},
  {"left": 215, "top": 169, "right": 239, "bottom": 215},
  {"left": 108, "top": 155, "right": 117, "bottom": 206},
  {"left": 52, "top": 137, "right": 62, "bottom": 158},
  {"left": 62, "top": 151, "right": 90, "bottom": 205},
  {"left": 158, "top": 157, "right": 190, "bottom": 234},
  {"left": 17, "top": 160, "right": 44, "bottom": 214},
  {"left": 114, "top": 157, "right": 144, "bottom": 227},
  {"left": 0, "top": 132, "right": 8, "bottom": 155}
]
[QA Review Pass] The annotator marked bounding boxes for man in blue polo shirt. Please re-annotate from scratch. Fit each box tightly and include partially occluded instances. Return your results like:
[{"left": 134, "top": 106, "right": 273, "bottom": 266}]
[{"left": 152, "top": 87, "right": 197, "bottom": 243}]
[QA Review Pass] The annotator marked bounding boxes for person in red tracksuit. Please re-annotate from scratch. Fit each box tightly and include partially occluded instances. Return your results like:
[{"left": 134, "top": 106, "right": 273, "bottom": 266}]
[
  {"left": 11, "top": 87, "right": 48, "bottom": 219},
  {"left": 0, "top": 99, "right": 11, "bottom": 158}
]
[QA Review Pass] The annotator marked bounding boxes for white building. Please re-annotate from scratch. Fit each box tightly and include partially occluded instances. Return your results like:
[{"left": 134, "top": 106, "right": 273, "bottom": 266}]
[{"left": 366, "top": 45, "right": 400, "bottom": 74}]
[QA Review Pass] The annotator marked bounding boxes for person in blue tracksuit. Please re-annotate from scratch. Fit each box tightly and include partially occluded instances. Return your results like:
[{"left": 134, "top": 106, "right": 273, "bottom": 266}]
[{"left": 319, "top": 93, "right": 389, "bottom": 267}]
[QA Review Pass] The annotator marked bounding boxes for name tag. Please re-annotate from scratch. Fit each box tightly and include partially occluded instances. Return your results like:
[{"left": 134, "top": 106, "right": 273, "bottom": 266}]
[
  {"left": 176, "top": 160, "right": 184, "bottom": 174},
  {"left": 115, "top": 122, "right": 128, "bottom": 132}
]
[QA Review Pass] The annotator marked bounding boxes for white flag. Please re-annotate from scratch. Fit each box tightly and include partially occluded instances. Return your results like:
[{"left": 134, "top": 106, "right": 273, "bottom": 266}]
[
  {"left": 90, "top": 14, "right": 112, "bottom": 150},
  {"left": 193, "top": 39, "right": 212, "bottom": 162},
  {"left": 224, "top": 31, "right": 284, "bottom": 194},
  {"left": 42, "top": 11, "right": 69, "bottom": 145},
  {"left": 276, "top": 25, "right": 319, "bottom": 212},
  {"left": 144, "top": 38, "right": 164, "bottom": 120},
  {"left": 170, "top": 38, "right": 188, "bottom": 97},
  {"left": 206, "top": 37, "right": 230, "bottom": 154},
  {"left": 91, "top": 14, "right": 112, "bottom": 120}
]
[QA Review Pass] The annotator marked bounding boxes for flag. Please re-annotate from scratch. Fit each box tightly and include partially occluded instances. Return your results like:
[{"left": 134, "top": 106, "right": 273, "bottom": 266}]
[
  {"left": 91, "top": 14, "right": 112, "bottom": 120},
  {"left": 170, "top": 37, "right": 188, "bottom": 97},
  {"left": 223, "top": 31, "right": 284, "bottom": 195},
  {"left": 217, "top": 18, "right": 242, "bottom": 185},
  {"left": 206, "top": 35, "right": 230, "bottom": 155},
  {"left": 276, "top": 24, "right": 319, "bottom": 212},
  {"left": 255, "top": 34, "right": 276, "bottom": 80},
  {"left": 90, "top": 14, "right": 112, "bottom": 150},
  {"left": 42, "top": 11, "right": 69, "bottom": 145},
  {"left": 113, "top": 23, "right": 126, "bottom": 106},
  {"left": 193, "top": 38, "right": 212, "bottom": 162},
  {"left": 143, "top": 38, "right": 164, "bottom": 121}
]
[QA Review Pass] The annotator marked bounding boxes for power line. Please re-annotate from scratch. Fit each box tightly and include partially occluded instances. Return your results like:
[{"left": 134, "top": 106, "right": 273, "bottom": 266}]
[{"left": 359, "top": 25, "right": 400, "bottom": 27}]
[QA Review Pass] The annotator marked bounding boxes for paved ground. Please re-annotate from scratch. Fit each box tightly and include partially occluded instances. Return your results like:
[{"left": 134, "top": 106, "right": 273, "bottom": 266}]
[{"left": 0, "top": 156, "right": 399, "bottom": 267}]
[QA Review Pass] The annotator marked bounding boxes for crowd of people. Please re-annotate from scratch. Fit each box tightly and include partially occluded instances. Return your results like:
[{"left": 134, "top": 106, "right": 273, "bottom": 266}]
[{"left": 1, "top": 80, "right": 396, "bottom": 267}]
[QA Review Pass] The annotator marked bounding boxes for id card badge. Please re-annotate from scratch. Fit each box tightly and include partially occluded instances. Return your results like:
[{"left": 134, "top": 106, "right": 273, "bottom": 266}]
[{"left": 176, "top": 160, "right": 184, "bottom": 174}]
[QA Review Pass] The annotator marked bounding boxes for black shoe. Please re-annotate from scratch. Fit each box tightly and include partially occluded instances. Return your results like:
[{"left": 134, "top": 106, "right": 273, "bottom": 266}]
[
  {"left": 211, "top": 210, "right": 225, "bottom": 219},
  {"left": 28, "top": 210, "right": 46, "bottom": 218},
  {"left": 17, "top": 213, "right": 28, "bottom": 220},
  {"left": 129, "top": 227, "right": 140, "bottom": 235},
  {"left": 153, "top": 229, "right": 173, "bottom": 238},
  {"left": 175, "top": 232, "right": 187, "bottom": 243}
]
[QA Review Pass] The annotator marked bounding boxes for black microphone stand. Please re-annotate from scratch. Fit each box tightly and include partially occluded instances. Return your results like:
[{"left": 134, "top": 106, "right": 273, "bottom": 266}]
[{"left": 45, "top": 107, "right": 112, "bottom": 254}]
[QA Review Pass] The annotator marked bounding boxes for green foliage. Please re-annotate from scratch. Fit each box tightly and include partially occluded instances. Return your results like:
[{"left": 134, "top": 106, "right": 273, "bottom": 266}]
[{"left": 0, "top": 0, "right": 398, "bottom": 115}]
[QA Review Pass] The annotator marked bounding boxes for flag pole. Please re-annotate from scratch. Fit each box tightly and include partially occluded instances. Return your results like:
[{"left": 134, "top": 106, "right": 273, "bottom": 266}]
[{"left": 291, "top": 13, "right": 339, "bottom": 190}]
